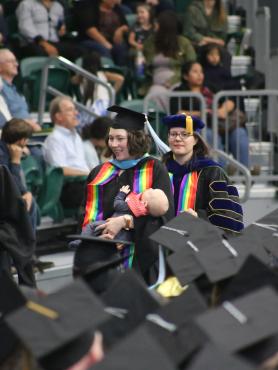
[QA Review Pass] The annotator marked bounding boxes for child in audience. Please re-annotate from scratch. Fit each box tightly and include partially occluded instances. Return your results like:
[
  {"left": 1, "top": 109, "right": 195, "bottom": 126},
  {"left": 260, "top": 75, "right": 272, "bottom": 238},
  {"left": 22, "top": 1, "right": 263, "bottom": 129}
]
[
  {"left": 128, "top": 3, "right": 154, "bottom": 51},
  {"left": 200, "top": 43, "right": 240, "bottom": 92}
]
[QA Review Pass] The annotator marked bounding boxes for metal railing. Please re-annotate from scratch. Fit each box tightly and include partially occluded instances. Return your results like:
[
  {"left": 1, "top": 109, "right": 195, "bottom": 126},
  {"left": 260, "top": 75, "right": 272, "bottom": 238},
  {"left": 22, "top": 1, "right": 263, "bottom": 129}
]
[
  {"left": 212, "top": 90, "right": 278, "bottom": 184},
  {"left": 37, "top": 56, "right": 116, "bottom": 125}
]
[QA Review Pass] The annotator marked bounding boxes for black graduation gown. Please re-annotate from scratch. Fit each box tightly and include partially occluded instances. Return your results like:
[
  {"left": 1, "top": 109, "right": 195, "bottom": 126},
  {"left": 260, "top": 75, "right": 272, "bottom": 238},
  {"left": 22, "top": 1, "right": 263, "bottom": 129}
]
[
  {"left": 76, "top": 156, "right": 175, "bottom": 284},
  {"left": 166, "top": 157, "right": 244, "bottom": 234}
]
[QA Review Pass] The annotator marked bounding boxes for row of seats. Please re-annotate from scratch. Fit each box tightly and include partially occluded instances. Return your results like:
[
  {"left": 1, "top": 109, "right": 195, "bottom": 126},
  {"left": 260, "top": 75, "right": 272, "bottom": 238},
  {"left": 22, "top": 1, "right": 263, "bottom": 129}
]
[{"left": 21, "top": 153, "right": 85, "bottom": 224}]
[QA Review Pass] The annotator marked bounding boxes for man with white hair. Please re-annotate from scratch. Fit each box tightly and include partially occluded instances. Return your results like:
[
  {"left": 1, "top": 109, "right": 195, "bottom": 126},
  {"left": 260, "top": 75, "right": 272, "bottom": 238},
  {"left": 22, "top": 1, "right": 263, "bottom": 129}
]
[
  {"left": 0, "top": 49, "right": 41, "bottom": 131},
  {"left": 44, "top": 96, "right": 90, "bottom": 207}
]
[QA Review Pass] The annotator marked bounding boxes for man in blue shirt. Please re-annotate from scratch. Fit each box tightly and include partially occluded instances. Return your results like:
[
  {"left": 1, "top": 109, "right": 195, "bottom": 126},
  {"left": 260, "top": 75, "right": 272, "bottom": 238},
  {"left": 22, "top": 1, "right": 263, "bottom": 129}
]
[{"left": 0, "top": 49, "right": 41, "bottom": 131}]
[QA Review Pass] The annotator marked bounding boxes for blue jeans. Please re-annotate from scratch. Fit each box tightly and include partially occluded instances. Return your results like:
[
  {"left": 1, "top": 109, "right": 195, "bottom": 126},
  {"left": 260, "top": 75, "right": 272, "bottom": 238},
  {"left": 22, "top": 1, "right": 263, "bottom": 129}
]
[{"left": 206, "top": 127, "right": 249, "bottom": 167}]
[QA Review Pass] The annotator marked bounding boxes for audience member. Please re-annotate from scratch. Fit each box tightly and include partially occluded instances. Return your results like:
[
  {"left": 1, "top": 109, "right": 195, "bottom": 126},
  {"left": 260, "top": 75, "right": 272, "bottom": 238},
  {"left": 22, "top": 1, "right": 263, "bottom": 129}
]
[
  {"left": 81, "top": 116, "right": 112, "bottom": 169},
  {"left": 143, "top": 10, "right": 196, "bottom": 110},
  {"left": 0, "top": 49, "right": 41, "bottom": 132},
  {"left": 0, "top": 165, "right": 35, "bottom": 287},
  {"left": 16, "top": 0, "right": 83, "bottom": 60},
  {"left": 72, "top": 51, "right": 124, "bottom": 125},
  {"left": 145, "top": 0, "right": 175, "bottom": 16},
  {"left": 73, "top": 0, "right": 129, "bottom": 66},
  {"left": 183, "top": 0, "right": 227, "bottom": 48},
  {"left": 0, "top": 118, "right": 37, "bottom": 232},
  {"left": 0, "top": 76, "right": 12, "bottom": 128},
  {"left": 128, "top": 3, "right": 154, "bottom": 52},
  {"left": 170, "top": 61, "right": 249, "bottom": 167},
  {"left": 43, "top": 96, "right": 89, "bottom": 208},
  {"left": 199, "top": 43, "right": 239, "bottom": 92}
]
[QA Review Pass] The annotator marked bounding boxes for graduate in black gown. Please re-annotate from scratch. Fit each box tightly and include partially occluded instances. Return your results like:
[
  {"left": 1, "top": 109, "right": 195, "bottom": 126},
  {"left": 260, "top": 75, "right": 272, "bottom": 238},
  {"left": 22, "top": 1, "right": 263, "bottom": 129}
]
[{"left": 74, "top": 106, "right": 174, "bottom": 285}]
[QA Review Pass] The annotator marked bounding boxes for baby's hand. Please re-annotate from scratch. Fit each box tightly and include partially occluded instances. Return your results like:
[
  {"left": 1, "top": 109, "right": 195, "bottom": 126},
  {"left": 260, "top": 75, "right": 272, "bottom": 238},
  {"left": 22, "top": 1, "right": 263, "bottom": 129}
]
[{"left": 120, "top": 185, "right": 130, "bottom": 194}]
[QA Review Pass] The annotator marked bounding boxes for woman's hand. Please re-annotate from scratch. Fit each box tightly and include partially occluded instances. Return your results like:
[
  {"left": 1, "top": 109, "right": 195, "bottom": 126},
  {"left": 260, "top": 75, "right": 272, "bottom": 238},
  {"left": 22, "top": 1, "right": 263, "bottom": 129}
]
[
  {"left": 95, "top": 216, "right": 126, "bottom": 239},
  {"left": 186, "top": 208, "right": 198, "bottom": 217}
]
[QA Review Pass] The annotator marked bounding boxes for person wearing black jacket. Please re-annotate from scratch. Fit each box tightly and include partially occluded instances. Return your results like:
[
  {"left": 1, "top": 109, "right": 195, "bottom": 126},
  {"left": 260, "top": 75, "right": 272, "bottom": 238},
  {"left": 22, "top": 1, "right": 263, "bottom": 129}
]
[
  {"left": 73, "top": 0, "right": 129, "bottom": 66},
  {"left": 0, "top": 165, "right": 36, "bottom": 286}
]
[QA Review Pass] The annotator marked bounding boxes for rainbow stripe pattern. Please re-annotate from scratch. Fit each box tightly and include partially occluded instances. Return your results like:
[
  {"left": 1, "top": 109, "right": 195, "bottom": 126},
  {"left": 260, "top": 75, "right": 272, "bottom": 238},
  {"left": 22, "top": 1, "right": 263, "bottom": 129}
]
[
  {"left": 83, "top": 160, "right": 155, "bottom": 269},
  {"left": 133, "top": 159, "right": 154, "bottom": 193},
  {"left": 83, "top": 162, "right": 120, "bottom": 227},
  {"left": 169, "top": 171, "right": 199, "bottom": 214}
]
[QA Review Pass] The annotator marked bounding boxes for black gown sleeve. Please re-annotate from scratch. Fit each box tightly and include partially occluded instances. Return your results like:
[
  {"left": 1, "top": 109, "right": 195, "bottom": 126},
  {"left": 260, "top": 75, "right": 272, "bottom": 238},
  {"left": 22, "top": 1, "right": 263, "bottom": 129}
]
[{"left": 196, "top": 166, "right": 244, "bottom": 234}]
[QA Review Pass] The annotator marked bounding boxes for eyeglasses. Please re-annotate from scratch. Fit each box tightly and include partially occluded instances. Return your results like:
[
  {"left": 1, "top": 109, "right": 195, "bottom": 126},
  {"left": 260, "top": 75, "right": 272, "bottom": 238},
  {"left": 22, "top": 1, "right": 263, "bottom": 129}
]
[{"left": 168, "top": 132, "right": 193, "bottom": 140}]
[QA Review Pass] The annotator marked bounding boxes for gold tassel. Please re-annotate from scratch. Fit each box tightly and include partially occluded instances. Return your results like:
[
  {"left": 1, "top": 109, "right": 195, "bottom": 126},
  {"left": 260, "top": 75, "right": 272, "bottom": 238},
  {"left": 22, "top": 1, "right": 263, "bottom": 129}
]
[
  {"left": 26, "top": 301, "right": 59, "bottom": 319},
  {"left": 186, "top": 115, "right": 193, "bottom": 134}
]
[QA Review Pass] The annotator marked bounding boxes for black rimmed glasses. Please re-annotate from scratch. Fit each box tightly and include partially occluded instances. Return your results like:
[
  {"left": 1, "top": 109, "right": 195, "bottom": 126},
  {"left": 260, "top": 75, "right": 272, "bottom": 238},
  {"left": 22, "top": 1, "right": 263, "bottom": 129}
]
[{"left": 168, "top": 132, "right": 193, "bottom": 140}]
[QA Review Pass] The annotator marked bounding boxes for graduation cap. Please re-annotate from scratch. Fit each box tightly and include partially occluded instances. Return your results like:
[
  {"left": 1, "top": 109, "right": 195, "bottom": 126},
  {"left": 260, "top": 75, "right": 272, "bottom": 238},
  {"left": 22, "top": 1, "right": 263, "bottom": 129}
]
[
  {"left": 149, "top": 212, "right": 223, "bottom": 254},
  {"left": 81, "top": 252, "right": 131, "bottom": 295},
  {"left": 162, "top": 114, "right": 205, "bottom": 134},
  {"left": 107, "top": 105, "right": 148, "bottom": 131},
  {"left": 143, "top": 285, "right": 208, "bottom": 366},
  {"left": 149, "top": 213, "right": 223, "bottom": 286},
  {"left": 220, "top": 255, "right": 278, "bottom": 303},
  {"left": 187, "top": 344, "right": 255, "bottom": 370},
  {"left": 196, "top": 286, "right": 278, "bottom": 353},
  {"left": 193, "top": 237, "right": 270, "bottom": 284},
  {"left": 99, "top": 270, "right": 161, "bottom": 349},
  {"left": 5, "top": 279, "right": 109, "bottom": 370},
  {"left": 240, "top": 208, "right": 278, "bottom": 257},
  {"left": 68, "top": 234, "right": 130, "bottom": 271},
  {"left": 92, "top": 326, "right": 177, "bottom": 370},
  {"left": 0, "top": 272, "right": 27, "bottom": 365}
]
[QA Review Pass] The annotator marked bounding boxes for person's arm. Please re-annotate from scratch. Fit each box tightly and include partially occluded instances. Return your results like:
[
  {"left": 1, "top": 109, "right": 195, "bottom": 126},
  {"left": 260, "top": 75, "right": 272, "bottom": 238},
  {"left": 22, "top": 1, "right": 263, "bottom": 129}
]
[
  {"left": 62, "top": 167, "right": 89, "bottom": 177},
  {"left": 113, "top": 189, "right": 130, "bottom": 213},
  {"left": 128, "top": 30, "right": 140, "bottom": 49},
  {"left": 113, "top": 24, "right": 129, "bottom": 44},
  {"left": 104, "top": 71, "right": 124, "bottom": 92},
  {"left": 180, "top": 36, "right": 197, "bottom": 63},
  {"left": 199, "top": 36, "right": 225, "bottom": 46},
  {"left": 183, "top": 5, "right": 204, "bottom": 44},
  {"left": 86, "top": 26, "right": 112, "bottom": 49},
  {"left": 38, "top": 40, "right": 59, "bottom": 56},
  {"left": 203, "top": 166, "right": 244, "bottom": 234},
  {"left": 217, "top": 99, "right": 235, "bottom": 119}
]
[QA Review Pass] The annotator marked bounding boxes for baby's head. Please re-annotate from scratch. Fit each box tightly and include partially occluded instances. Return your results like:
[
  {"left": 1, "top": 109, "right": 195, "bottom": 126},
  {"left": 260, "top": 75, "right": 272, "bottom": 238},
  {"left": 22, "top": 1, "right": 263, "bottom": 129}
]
[{"left": 141, "top": 188, "right": 169, "bottom": 217}]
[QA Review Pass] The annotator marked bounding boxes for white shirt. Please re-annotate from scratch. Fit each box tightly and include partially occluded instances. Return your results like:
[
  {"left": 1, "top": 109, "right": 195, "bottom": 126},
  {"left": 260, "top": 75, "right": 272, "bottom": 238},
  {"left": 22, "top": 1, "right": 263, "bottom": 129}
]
[
  {"left": 83, "top": 140, "right": 100, "bottom": 170},
  {"left": 43, "top": 125, "right": 89, "bottom": 172}
]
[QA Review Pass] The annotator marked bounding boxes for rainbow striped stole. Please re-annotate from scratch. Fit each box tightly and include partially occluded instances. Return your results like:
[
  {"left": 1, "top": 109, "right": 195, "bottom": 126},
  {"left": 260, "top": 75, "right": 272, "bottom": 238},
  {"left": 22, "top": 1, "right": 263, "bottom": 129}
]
[
  {"left": 123, "top": 159, "right": 154, "bottom": 268},
  {"left": 169, "top": 171, "right": 199, "bottom": 214},
  {"left": 83, "top": 162, "right": 120, "bottom": 227},
  {"left": 133, "top": 159, "right": 154, "bottom": 193}
]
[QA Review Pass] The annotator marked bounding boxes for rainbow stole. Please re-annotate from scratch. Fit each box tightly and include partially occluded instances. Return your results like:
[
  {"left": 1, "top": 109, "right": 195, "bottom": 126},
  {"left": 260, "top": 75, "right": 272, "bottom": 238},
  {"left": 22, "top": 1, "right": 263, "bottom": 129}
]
[
  {"left": 169, "top": 171, "right": 199, "bottom": 214},
  {"left": 83, "top": 162, "right": 120, "bottom": 227},
  {"left": 83, "top": 160, "right": 155, "bottom": 268}
]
